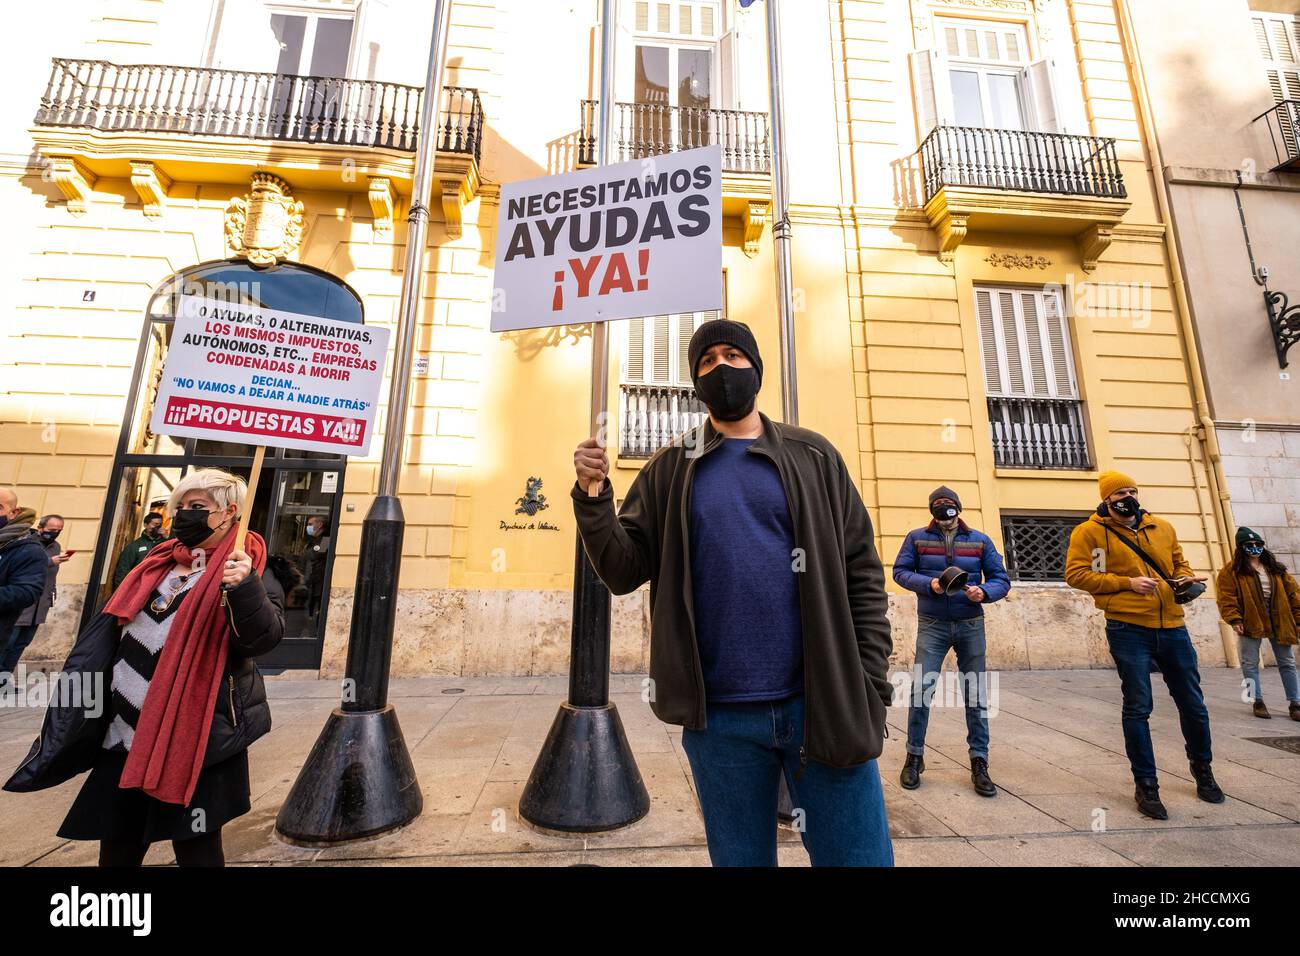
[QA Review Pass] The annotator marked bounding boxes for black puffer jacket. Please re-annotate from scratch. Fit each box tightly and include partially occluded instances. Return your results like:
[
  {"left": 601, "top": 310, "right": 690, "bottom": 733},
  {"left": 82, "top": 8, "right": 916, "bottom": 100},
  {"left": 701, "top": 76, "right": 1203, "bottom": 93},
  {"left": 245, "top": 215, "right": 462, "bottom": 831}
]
[{"left": 3, "top": 568, "right": 284, "bottom": 793}]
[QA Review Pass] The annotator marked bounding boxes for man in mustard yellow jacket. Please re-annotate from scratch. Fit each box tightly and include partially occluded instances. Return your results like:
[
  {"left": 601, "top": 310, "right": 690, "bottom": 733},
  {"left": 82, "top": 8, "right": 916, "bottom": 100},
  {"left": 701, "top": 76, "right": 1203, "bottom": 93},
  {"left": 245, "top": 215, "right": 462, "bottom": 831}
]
[{"left": 1065, "top": 471, "right": 1222, "bottom": 820}]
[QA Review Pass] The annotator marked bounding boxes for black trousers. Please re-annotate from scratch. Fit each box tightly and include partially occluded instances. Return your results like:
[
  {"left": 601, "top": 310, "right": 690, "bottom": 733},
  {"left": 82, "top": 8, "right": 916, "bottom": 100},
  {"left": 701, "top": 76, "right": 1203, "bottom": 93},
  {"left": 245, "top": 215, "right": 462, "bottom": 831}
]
[{"left": 98, "top": 830, "right": 226, "bottom": 868}]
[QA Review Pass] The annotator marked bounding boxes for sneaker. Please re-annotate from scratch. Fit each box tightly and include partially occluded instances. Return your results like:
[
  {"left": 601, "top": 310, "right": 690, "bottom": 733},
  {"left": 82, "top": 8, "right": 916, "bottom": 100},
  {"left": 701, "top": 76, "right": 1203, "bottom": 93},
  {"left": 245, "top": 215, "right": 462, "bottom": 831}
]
[
  {"left": 1253, "top": 699, "right": 1271, "bottom": 719},
  {"left": 1134, "top": 777, "right": 1168, "bottom": 820},
  {"left": 1290, "top": 702, "right": 1300, "bottom": 722},
  {"left": 1189, "top": 760, "right": 1225, "bottom": 804},
  {"left": 899, "top": 753, "right": 924, "bottom": 790},
  {"left": 970, "top": 756, "right": 998, "bottom": 797}
]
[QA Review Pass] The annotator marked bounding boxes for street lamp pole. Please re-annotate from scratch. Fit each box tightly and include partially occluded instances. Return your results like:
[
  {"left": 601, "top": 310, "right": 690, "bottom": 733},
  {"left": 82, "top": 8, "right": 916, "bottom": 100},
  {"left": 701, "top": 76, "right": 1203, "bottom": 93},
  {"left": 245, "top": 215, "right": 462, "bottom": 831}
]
[{"left": 276, "top": 0, "right": 454, "bottom": 845}]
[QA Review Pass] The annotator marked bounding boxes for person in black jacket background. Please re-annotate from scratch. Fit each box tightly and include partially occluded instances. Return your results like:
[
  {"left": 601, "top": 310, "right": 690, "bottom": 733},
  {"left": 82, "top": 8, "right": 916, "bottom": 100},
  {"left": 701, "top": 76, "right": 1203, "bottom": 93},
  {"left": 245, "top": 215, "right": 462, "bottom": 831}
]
[
  {"left": 5, "top": 469, "right": 283, "bottom": 868},
  {"left": 0, "top": 490, "right": 50, "bottom": 676}
]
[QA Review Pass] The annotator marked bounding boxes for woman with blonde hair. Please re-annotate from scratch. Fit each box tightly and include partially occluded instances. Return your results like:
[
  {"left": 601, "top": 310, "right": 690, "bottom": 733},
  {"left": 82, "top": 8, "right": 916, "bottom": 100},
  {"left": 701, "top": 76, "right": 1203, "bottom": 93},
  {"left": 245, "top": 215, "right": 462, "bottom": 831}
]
[{"left": 5, "top": 468, "right": 284, "bottom": 866}]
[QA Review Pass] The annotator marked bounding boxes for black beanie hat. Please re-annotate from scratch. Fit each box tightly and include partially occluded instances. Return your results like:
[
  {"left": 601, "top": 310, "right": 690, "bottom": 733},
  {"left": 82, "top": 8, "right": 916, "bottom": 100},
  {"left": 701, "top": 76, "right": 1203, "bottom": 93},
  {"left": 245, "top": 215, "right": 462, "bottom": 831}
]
[
  {"left": 929, "top": 485, "right": 962, "bottom": 511},
  {"left": 687, "top": 319, "right": 763, "bottom": 385}
]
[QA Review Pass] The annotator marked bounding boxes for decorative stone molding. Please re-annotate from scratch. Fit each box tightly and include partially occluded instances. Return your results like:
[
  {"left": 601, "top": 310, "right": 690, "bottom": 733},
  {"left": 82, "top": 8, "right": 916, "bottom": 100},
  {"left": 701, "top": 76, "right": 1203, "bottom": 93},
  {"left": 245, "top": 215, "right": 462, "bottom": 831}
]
[
  {"left": 923, "top": 185, "right": 1130, "bottom": 269},
  {"left": 368, "top": 176, "right": 396, "bottom": 235},
  {"left": 744, "top": 199, "right": 770, "bottom": 257},
  {"left": 985, "top": 252, "right": 1051, "bottom": 269},
  {"left": 932, "top": 212, "right": 969, "bottom": 263},
  {"left": 224, "top": 172, "right": 306, "bottom": 265},
  {"left": 1078, "top": 223, "right": 1114, "bottom": 272},
  {"left": 436, "top": 154, "right": 480, "bottom": 239},
  {"left": 46, "top": 155, "right": 96, "bottom": 215},
  {"left": 129, "top": 161, "right": 171, "bottom": 218},
  {"left": 930, "top": 0, "right": 1031, "bottom": 12}
]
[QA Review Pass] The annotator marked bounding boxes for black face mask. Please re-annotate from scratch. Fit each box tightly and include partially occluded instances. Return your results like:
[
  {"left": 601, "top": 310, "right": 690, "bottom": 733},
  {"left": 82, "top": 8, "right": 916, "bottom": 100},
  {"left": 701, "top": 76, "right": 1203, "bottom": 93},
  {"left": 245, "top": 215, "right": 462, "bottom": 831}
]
[
  {"left": 694, "top": 364, "right": 760, "bottom": 421},
  {"left": 1109, "top": 495, "right": 1141, "bottom": 518},
  {"left": 931, "top": 503, "right": 959, "bottom": 522},
  {"left": 39, "top": 530, "right": 60, "bottom": 543},
  {"left": 171, "top": 508, "right": 217, "bottom": 548}
]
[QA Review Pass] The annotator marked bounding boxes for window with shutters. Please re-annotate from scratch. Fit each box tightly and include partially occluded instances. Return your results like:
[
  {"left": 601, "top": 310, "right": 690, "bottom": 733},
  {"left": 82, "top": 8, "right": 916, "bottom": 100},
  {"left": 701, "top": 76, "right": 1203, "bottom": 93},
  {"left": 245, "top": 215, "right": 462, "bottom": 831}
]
[
  {"left": 909, "top": 17, "right": 1123, "bottom": 202},
  {"left": 911, "top": 18, "right": 1055, "bottom": 137},
  {"left": 1252, "top": 11, "right": 1300, "bottom": 165},
  {"left": 975, "top": 285, "right": 1092, "bottom": 470},
  {"left": 620, "top": 310, "right": 718, "bottom": 458}
]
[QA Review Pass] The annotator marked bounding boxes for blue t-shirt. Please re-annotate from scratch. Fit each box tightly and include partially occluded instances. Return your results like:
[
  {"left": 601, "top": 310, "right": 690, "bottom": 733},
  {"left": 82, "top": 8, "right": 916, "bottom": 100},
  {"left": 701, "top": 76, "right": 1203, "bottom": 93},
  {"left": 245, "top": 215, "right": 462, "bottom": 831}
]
[{"left": 688, "top": 438, "right": 804, "bottom": 702}]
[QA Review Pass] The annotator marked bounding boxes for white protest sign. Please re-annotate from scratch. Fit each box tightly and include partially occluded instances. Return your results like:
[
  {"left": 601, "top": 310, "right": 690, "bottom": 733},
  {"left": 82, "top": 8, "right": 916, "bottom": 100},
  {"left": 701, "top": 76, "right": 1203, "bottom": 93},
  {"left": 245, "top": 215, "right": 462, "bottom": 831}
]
[
  {"left": 491, "top": 144, "right": 723, "bottom": 332},
  {"left": 149, "top": 295, "right": 390, "bottom": 456}
]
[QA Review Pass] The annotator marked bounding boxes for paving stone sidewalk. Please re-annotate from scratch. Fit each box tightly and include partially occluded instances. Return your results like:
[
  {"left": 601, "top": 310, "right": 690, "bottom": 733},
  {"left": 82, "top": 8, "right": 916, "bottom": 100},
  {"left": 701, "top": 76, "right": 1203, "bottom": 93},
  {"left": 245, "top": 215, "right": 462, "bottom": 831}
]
[{"left": 2, "top": 667, "right": 1298, "bottom": 867}]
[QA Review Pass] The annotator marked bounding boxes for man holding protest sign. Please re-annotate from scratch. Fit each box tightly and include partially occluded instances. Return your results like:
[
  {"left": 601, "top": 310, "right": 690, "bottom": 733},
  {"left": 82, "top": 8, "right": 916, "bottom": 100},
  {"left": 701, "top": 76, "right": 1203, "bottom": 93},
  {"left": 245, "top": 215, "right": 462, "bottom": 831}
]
[{"left": 571, "top": 318, "right": 894, "bottom": 867}]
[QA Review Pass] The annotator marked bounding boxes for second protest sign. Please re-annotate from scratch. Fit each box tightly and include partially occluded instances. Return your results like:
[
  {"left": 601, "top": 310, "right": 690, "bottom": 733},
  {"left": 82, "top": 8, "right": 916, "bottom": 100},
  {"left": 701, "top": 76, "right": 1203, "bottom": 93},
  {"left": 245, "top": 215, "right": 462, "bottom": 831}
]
[{"left": 491, "top": 144, "right": 724, "bottom": 332}]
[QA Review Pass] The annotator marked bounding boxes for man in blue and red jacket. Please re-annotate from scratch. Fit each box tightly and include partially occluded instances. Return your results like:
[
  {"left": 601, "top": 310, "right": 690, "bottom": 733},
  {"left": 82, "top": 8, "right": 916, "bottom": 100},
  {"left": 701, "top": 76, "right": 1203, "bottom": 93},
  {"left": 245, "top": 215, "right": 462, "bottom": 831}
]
[{"left": 892, "top": 486, "right": 1011, "bottom": 796}]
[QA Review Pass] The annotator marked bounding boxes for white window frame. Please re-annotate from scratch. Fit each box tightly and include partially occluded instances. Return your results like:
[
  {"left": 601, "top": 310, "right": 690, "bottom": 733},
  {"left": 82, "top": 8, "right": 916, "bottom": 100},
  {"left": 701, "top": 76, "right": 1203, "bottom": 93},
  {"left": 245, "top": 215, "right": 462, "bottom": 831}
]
[
  {"left": 942, "top": 17, "right": 1029, "bottom": 131},
  {"left": 975, "top": 285, "right": 1079, "bottom": 400},
  {"left": 265, "top": 1, "right": 359, "bottom": 78},
  {"left": 912, "top": 16, "right": 1060, "bottom": 137}
]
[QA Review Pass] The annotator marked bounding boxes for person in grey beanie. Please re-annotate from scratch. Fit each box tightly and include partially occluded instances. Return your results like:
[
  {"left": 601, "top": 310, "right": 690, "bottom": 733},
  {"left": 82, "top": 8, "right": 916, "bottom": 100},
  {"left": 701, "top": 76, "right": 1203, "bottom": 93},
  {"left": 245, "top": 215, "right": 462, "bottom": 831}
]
[
  {"left": 572, "top": 318, "right": 894, "bottom": 867},
  {"left": 893, "top": 486, "right": 1010, "bottom": 796}
]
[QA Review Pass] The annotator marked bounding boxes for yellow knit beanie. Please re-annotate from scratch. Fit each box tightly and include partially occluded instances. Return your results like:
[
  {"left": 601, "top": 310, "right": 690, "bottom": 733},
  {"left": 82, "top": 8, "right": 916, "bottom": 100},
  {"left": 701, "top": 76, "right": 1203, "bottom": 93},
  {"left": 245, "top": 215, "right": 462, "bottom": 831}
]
[{"left": 1098, "top": 470, "right": 1137, "bottom": 500}]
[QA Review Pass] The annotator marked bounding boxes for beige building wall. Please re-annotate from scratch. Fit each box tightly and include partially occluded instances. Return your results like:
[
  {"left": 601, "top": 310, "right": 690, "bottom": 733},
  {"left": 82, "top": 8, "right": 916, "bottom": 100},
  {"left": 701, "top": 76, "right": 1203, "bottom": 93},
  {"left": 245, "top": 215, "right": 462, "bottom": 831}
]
[{"left": 0, "top": 0, "right": 1238, "bottom": 677}]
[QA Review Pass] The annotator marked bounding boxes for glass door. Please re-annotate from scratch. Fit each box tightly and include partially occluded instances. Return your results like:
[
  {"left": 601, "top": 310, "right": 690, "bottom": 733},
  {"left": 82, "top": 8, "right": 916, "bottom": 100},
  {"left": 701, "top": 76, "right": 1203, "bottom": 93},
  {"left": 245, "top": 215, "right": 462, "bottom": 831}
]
[
  {"left": 267, "top": 10, "right": 355, "bottom": 142},
  {"left": 634, "top": 44, "right": 714, "bottom": 158},
  {"left": 246, "top": 467, "right": 342, "bottom": 670}
]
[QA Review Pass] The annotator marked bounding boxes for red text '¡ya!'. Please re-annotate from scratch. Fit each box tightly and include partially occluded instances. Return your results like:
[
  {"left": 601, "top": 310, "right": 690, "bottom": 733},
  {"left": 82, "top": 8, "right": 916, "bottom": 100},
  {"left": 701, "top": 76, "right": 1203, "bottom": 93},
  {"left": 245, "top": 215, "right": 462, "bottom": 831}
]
[{"left": 553, "top": 249, "right": 650, "bottom": 311}]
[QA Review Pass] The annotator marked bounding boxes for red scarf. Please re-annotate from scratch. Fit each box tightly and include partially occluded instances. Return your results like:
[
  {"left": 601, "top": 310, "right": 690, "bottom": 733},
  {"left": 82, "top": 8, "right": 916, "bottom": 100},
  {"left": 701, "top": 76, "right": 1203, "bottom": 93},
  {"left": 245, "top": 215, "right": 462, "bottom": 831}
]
[{"left": 103, "top": 526, "right": 267, "bottom": 806}]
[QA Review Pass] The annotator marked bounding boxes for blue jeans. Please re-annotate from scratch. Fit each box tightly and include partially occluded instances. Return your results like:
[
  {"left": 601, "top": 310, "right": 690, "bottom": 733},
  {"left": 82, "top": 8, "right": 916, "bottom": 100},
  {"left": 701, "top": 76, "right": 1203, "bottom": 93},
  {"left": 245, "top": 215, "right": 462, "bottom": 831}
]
[
  {"left": 1105, "top": 621, "right": 1213, "bottom": 780},
  {"left": 906, "top": 616, "right": 990, "bottom": 761},
  {"left": 0, "top": 624, "right": 39, "bottom": 675},
  {"left": 680, "top": 694, "right": 893, "bottom": 867},
  {"left": 1239, "top": 636, "right": 1300, "bottom": 704}
]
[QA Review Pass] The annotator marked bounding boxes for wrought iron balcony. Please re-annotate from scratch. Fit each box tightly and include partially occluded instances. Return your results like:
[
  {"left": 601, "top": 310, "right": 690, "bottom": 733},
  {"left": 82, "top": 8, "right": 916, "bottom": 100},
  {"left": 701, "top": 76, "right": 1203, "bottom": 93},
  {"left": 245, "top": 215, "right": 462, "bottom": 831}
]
[
  {"left": 579, "top": 100, "right": 771, "bottom": 174},
  {"left": 35, "top": 58, "right": 483, "bottom": 161},
  {"left": 987, "top": 396, "right": 1091, "bottom": 470},
  {"left": 620, "top": 383, "right": 707, "bottom": 459},
  {"left": 1252, "top": 99, "right": 1300, "bottom": 172},
  {"left": 919, "top": 126, "right": 1125, "bottom": 202}
]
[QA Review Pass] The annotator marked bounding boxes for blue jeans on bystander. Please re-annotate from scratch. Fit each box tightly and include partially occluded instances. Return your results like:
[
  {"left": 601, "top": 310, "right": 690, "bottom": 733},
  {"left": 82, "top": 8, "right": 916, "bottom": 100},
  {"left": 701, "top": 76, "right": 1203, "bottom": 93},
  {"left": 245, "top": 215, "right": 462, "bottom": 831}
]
[
  {"left": 906, "top": 615, "right": 991, "bottom": 761},
  {"left": 1105, "top": 620, "right": 1213, "bottom": 780}
]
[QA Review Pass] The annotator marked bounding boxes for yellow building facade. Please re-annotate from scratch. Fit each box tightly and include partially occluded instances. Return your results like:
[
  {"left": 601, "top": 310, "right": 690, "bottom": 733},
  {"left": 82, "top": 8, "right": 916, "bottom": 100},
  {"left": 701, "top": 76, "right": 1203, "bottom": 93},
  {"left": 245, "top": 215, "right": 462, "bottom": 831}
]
[{"left": 0, "top": 0, "right": 1236, "bottom": 677}]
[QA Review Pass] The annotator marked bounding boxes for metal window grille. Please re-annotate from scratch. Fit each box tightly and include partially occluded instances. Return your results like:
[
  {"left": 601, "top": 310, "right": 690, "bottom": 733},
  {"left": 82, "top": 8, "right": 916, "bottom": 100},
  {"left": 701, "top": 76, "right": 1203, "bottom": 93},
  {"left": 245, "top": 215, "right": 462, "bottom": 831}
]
[{"left": 1001, "top": 514, "right": 1088, "bottom": 582}]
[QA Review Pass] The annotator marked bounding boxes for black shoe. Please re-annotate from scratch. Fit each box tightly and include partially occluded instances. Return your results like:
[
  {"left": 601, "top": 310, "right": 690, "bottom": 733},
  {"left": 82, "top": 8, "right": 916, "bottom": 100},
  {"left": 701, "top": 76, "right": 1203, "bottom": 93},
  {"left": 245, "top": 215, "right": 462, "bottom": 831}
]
[
  {"left": 1134, "top": 778, "right": 1168, "bottom": 820},
  {"left": 1253, "top": 699, "right": 1271, "bottom": 719},
  {"left": 1290, "top": 702, "right": 1300, "bottom": 722},
  {"left": 1189, "top": 760, "right": 1225, "bottom": 803},
  {"left": 899, "top": 753, "right": 924, "bottom": 790},
  {"left": 970, "top": 756, "right": 998, "bottom": 797}
]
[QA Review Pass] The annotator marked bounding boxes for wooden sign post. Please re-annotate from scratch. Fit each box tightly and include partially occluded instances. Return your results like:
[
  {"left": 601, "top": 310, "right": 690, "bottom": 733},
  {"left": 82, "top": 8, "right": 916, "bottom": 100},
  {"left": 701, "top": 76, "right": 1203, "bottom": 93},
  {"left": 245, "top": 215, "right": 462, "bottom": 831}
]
[{"left": 234, "top": 444, "right": 266, "bottom": 552}]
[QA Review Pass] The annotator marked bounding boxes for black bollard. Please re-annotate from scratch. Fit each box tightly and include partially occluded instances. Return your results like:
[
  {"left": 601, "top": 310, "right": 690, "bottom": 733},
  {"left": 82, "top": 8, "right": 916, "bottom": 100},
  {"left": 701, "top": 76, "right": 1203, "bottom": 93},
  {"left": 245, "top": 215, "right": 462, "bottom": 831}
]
[{"left": 517, "top": 536, "right": 649, "bottom": 832}]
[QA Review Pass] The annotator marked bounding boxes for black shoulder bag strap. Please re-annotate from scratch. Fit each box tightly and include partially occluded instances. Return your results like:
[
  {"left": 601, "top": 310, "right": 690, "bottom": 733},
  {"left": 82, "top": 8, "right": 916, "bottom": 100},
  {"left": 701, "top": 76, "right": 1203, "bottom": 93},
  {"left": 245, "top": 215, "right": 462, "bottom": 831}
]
[{"left": 1104, "top": 525, "right": 1176, "bottom": 587}]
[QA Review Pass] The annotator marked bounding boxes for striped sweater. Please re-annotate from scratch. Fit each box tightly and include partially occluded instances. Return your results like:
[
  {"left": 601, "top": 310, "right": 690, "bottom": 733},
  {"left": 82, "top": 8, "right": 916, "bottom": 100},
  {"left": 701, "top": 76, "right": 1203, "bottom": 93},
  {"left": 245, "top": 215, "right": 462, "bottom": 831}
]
[{"left": 103, "top": 567, "right": 203, "bottom": 752}]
